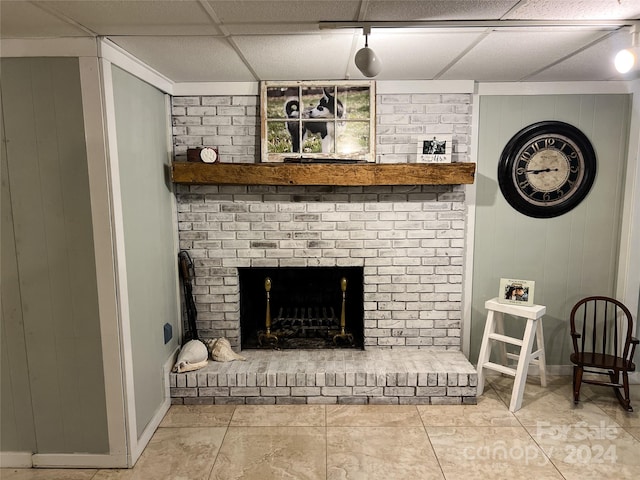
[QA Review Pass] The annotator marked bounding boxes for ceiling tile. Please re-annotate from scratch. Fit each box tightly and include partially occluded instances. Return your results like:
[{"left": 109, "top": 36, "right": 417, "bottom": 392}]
[
  {"left": 349, "top": 31, "right": 486, "bottom": 80},
  {"left": 233, "top": 33, "right": 354, "bottom": 80},
  {"left": 505, "top": 0, "right": 640, "bottom": 20},
  {"left": 43, "top": 0, "right": 220, "bottom": 35},
  {"left": 0, "top": 1, "right": 89, "bottom": 37},
  {"left": 363, "top": 0, "right": 519, "bottom": 21},
  {"left": 528, "top": 30, "right": 640, "bottom": 81},
  {"left": 110, "top": 36, "right": 256, "bottom": 82},
  {"left": 207, "top": 0, "right": 361, "bottom": 24},
  {"left": 440, "top": 29, "right": 613, "bottom": 81}
]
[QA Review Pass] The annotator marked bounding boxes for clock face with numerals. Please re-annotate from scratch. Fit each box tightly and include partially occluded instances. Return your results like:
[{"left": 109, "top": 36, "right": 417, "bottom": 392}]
[{"left": 498, "top": 121, "right": 597, "bottom": 218}]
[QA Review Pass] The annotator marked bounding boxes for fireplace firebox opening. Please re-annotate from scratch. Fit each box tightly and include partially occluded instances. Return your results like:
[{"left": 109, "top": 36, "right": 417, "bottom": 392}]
[{"left": 239, "top": 267, "right": 364, "bottom": 349}]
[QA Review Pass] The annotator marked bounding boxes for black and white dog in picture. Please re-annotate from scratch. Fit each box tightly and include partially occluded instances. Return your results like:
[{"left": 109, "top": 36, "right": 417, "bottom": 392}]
[{"left": 285, "top": 88, "right": 345, "bottom": 153}]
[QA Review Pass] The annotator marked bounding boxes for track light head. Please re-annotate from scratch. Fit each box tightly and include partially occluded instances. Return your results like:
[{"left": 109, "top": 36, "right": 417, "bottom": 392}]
[
  {"left": 615, "top": 47, "right": 638, "bottom": 73},
  {"left": 354, "top": 27, "right": 382, "bottom": 78},
  {"left": 615, "top": 24, "right": 639, "bottom": 74}
]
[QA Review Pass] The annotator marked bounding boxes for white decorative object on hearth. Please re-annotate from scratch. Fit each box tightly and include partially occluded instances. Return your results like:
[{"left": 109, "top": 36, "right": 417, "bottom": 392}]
[
  {"left": 172, "top": 339, "right": 209, "bottom": 373},
  {"left": 207, "top": 337, "right": 246, "bottom": 362}
]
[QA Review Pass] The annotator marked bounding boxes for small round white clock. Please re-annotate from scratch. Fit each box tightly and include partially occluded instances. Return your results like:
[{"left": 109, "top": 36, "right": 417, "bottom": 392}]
[{"left": 200, "top": 147, "right": 218, "bottom": 163}]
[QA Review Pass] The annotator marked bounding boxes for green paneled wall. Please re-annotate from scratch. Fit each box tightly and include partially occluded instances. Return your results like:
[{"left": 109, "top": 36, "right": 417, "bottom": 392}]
[
  {"left": 1, "top": 57, "right": 109, "bottom": 454},
  {"left": 111, "top": 66, "right": 179, "bottom": 438},
  {"left": 471, "top": 94, "right": 630, "bottom": 366}
]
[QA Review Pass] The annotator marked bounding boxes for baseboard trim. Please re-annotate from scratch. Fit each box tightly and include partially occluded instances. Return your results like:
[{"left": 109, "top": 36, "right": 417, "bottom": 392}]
[
  {"left": 31, "top": 453, "right": 127, "bottom": 469},
  {"left": 0, "top": 451, "right": 33, "bottom": 468},
  {"left": 484, "top": 365, "right": 640, "bottom": 383},
  {"left": 129, "top": 351, "right": 177, "bottom": 466},
  {"left": 130, "top": 396, "right": 170, "bottom": 466}
]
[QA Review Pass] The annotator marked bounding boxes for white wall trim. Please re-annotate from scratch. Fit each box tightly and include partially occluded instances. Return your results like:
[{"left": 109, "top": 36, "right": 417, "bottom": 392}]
[
  {"left": 98, "top": 39, "right": 174, "bottom": 95},
  {"left": 0, "top": 37, "right": 98, "bottom": 58},
  {"left": 78, "top": 56, "right": 128, "bottom": 464},
  {"left": 31, "top": 453, "right": 128, "bottom": 469},
  {"left": 483, "top": 366, "right": 639, "bottom": 383},
  {"left": 0, "top": 452, "right": 33, "bottom": 469},
  {"left": 377, "top": 80, "right": 475, "bottom": 94},
  {"left": 166, "top": 95, "right": 185, "bottom": 341},
  {"left": 129, "top": 351, "right": 178, "bottom": 465},
  {"left": 100, "top": 57, "right": 139, "bottom": 468},
  {"left": 477, "top": 81, "right": 633, "bottom": 96},
  {"left": 616, "top": 79, "right": 640, "bottom": 334},
  {"left": 172, "top": 82, "right": 258, "bottom": 96},
  {"left": 462, "top": 92, "right": 481, "bottom": 359},
  {"left": 170, "top": 80, "right": 477, "bottom": 97}
]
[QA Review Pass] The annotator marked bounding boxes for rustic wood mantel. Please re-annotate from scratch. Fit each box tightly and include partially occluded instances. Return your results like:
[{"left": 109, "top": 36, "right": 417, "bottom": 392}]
[{"left": 171, "top": 162, "right": 476, "bottom": 186}]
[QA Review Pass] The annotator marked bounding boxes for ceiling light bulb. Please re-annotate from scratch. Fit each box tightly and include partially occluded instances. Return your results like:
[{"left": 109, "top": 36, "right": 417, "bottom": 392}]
[
  {"left": 355, "top": 46, "right": 382, "bottom": 77},
  {"left": 615, "top": 48, "right": 637, "bottom": 73}
]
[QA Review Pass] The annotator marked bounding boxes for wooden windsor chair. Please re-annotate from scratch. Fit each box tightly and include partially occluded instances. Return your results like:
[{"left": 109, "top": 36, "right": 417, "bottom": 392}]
[{"left": 570, "top": 296, "right": 638, "bottom": 411}]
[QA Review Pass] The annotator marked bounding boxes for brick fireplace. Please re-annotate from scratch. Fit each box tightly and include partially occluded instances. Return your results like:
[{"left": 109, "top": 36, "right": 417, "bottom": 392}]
[
  {"left": 169, "top": 90, "right": 477, "bottom": 404},
  {"left": 176, "top": 183, "right": 466, "bottom": 350}
]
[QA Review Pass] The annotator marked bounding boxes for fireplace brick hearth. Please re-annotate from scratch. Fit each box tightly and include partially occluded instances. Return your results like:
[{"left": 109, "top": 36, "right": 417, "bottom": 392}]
[{"left": 170, "top": 350, "right": 477, "bottom": 405}]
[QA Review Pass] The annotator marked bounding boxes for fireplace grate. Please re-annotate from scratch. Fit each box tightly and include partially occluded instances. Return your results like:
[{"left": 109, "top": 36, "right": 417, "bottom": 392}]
[
  {"left": 272, "top": 306, "right": 339, "bottom": 336},
  {"left": 258, "top": 276, "right": 354, "bottom": 349},
  {"left": 239, "top": 267, "right": 363, "bottom": 349}
]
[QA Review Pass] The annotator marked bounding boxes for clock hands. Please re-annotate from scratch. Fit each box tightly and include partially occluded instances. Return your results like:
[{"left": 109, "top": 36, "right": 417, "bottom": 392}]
[{"left": 526, "top": 168, "right": 559, "bottom": 174}]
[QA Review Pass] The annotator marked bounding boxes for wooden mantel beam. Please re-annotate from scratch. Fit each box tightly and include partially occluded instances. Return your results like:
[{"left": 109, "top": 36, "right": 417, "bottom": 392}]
[{"left": 171, "top": 162, "right": 476, "bottom": 186}]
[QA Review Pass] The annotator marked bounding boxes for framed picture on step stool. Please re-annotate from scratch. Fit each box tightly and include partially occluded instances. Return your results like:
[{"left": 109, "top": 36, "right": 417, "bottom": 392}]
[{"left": 498, "top": 278, "right": 535, "bottom": 306}]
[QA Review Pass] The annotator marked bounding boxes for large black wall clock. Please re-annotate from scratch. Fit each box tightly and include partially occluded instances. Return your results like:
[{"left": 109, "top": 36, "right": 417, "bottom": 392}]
[{"left": 498, "top": 120, "right": 597, "bottom": 219}]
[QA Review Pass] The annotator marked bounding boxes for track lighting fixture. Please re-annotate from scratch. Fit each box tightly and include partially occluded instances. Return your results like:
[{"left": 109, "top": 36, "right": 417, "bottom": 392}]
[
  {"left": 615, "top": 25, "right": 639, "bottom": 74},
  {"left": 354, "top": 27, "right": 382, "bottom": 78}
]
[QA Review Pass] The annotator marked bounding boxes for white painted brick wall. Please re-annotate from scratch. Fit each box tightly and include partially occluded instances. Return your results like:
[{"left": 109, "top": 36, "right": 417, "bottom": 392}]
[{"left": 173, "top": 91, "right": 472, "bottom": 350}]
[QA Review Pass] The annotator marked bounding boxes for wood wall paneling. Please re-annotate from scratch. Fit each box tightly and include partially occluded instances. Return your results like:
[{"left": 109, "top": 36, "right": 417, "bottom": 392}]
[
  {"left": 1, "top": 58, "right": 109, "bottom": 454},
  {"left": 111, "top": 66, "right": 179, "bottom": 439},
  {"left": 471, "top": 94, "right": 630, "bottom": 366}
]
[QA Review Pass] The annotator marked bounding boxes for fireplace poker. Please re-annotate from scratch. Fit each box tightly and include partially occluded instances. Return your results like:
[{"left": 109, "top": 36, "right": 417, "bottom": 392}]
[{"left": 178, "top": 250, "right": 199, "bottom": 343}]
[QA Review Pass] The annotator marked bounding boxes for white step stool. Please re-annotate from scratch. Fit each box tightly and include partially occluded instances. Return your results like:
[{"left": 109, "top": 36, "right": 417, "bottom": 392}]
[{"left": 476, "top": 297, "right": 547, "bottom": 412}]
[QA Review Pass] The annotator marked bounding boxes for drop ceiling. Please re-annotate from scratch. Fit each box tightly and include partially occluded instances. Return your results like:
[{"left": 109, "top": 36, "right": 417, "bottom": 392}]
[{"left": 1, "top": 0, "right": 639, "bottom": 83}]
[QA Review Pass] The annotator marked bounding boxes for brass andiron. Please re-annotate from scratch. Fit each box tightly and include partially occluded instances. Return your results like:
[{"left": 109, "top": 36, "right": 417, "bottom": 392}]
[
  {"left": 258, "top": 277, "right": 278, "bottom": 346},
  {"left": 333, "top": 277, "right": 354, "bottom": 345}
]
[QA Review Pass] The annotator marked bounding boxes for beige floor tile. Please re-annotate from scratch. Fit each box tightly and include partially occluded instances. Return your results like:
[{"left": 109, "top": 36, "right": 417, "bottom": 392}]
[
  {"left": 325, "top": 405, "right": 422, "bottom": 427},
  {"left": 626, "top": 427, "right": 640, "bottom": 441},
  {"left": 159, "top": 404, "right": 235, "bottom": 427},
  {"left": 93, "top": 427, "right": 226, "bottom": 480},
  {"left": 490, "top": 376, "right": 620, "bottom": 427},
  {"left": 530, "top": 424, "right": 640, "bottom": 479},
  {"left": 580, "top": 383, "right": 640, "bottom": 428},
  {"left": 327, "top": 426, "right": 443, "bottom": 480},
  {"left": 208, "top": 426, "right": 325, "bottom": 480},
  {"left": 427, "top": 426, "right": 564, "bottom": 479},
  {"left": 0, "top": 469, "right": 97, "bottom": 480},
  {"left": 418, "top": 387, "right": 519, "bottom": 427},
  {"left": 230, "top": 404, "right": 326, "bottom": 426}
]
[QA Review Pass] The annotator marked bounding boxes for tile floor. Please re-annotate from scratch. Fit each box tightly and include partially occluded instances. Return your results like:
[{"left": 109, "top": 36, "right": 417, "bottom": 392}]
[{"left": 2, "top": 376, "right": 639, "bottom": 480}]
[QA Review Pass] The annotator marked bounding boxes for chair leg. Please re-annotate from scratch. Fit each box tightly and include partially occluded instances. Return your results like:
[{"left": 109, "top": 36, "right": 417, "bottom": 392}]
[
  {"left": 608, "top": 370, "right": 633, "bottom": 412},
  {"left": 573, "top": 365, "right": 583, "bottom": 404},
  {"left": 622, "top": 370, "right": 633, "bottom": 412}
]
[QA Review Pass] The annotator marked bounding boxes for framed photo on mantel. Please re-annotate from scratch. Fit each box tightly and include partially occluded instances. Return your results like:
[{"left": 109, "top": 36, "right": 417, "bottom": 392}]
[
  {"left": 498, "top": 278, "right": 535, "bottom": 307},
  {"left": 260, "top": 80, "right": 376, "bottom": 163},
  {"left": 416, "top": 134, "right": 452, "bottom": 163}
]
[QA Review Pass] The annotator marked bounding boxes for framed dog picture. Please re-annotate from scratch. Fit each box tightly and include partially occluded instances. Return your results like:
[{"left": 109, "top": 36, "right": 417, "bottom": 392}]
[
  {"left": 416, "top": 134, "right": 452, "bottom": 163},
  {"left": 498, "top": 278, "right": 535, "bottom": 306},
  {"left": 260, "top": 81, "right": 376, "bottom": 163}
]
